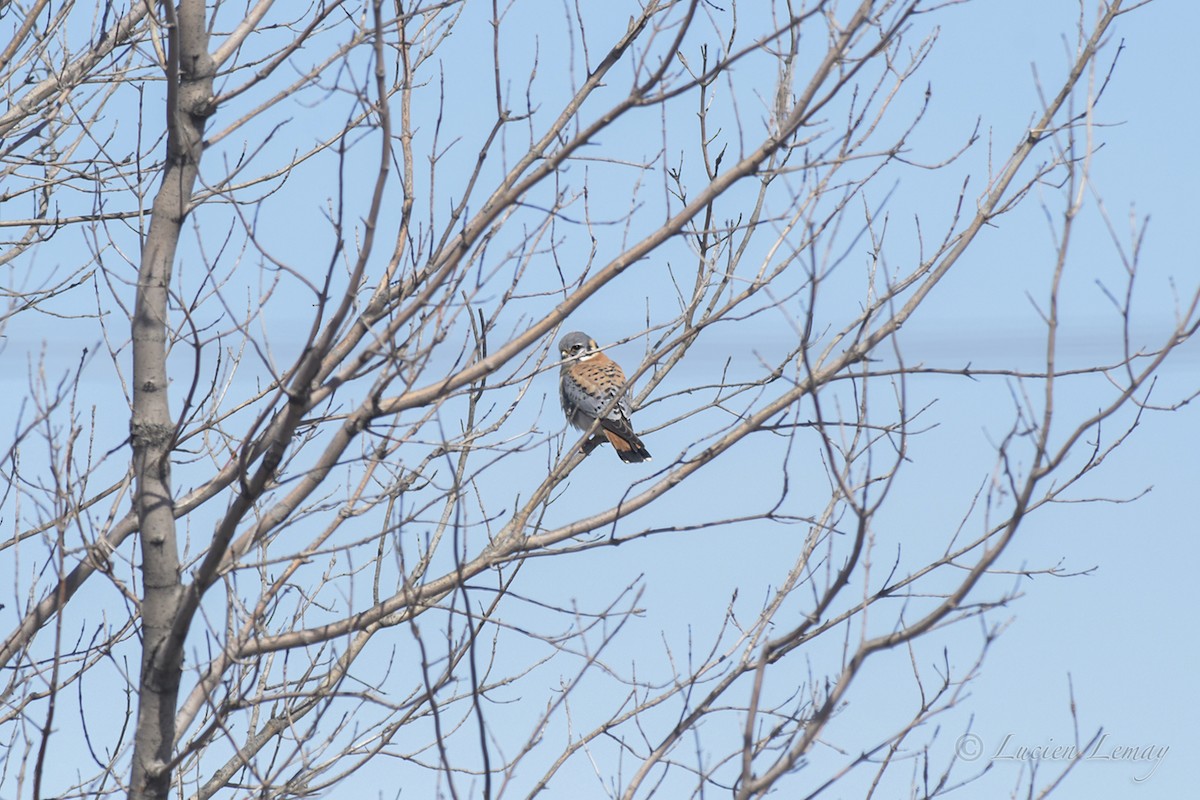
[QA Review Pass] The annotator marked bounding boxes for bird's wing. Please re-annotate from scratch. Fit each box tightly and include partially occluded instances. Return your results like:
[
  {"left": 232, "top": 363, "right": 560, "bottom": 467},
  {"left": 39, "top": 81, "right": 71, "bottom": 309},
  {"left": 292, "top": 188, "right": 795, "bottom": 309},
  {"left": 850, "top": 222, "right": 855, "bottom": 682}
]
[{"left": 568, "top": 359, "right": 633, "bottom": 420}]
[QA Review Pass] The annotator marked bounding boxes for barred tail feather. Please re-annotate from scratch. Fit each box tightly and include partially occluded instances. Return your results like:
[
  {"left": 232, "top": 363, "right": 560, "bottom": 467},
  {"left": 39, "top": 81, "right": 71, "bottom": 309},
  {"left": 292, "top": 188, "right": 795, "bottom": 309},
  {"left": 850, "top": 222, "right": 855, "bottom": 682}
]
[{"left": 602, "top": 423, "right": 652, "bottom": 463}]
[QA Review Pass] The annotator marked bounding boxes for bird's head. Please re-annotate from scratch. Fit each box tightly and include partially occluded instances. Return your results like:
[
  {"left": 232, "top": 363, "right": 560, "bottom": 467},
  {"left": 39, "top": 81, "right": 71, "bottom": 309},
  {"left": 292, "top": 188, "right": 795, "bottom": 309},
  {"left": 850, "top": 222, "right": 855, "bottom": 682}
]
[{"left": 559, "top": 331, "right": 598, "bottom": 361}]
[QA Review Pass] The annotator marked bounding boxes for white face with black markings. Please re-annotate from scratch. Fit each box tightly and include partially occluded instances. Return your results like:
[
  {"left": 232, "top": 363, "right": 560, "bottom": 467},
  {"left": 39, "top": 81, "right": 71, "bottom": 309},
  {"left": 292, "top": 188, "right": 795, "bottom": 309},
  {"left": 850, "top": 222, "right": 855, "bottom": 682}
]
[{"left": 558, "top": 332, "right": 598, "bottom": 361}]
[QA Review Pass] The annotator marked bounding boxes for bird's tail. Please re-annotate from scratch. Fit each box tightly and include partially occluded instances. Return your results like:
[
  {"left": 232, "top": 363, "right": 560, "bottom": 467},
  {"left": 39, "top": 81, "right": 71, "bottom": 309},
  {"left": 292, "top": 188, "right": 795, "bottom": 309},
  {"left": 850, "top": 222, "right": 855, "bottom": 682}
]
[{"left": 602, "top": 424, "right": 652, "bottom": 463}]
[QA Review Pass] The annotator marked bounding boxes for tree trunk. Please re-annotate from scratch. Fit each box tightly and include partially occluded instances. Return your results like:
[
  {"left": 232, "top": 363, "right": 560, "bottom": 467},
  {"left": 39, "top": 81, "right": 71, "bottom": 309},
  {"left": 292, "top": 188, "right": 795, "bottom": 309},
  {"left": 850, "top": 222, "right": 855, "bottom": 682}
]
[{"left": 128, "top": 3, "right": 213, "bottom": 799}]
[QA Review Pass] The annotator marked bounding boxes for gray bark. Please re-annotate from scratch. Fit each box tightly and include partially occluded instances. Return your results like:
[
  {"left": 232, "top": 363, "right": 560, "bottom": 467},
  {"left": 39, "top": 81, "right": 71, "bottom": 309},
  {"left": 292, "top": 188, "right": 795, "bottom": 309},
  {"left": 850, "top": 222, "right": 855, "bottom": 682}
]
[{"left": 128, "top": 3, "right": 214, "bottom": 799}]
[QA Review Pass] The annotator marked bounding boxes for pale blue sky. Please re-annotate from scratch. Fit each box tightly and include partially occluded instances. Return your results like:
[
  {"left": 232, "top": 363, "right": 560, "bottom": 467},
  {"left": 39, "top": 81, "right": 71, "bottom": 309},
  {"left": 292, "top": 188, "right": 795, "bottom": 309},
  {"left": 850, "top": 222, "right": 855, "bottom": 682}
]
[{"left": 2, "top": 2, "right": 1195, "bottom": 798}]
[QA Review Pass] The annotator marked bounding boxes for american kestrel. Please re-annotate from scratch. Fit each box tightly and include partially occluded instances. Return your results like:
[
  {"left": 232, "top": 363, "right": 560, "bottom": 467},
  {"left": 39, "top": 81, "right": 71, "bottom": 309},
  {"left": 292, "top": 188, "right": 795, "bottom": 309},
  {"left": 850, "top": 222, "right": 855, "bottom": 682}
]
[{"left": 558, "top": 331, "right": 652, "bottom": 463}]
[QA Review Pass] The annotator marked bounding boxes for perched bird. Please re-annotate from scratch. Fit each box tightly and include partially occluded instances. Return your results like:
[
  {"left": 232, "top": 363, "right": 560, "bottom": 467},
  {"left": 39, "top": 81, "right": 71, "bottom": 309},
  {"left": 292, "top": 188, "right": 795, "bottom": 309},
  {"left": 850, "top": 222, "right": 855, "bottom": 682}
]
[{"left": 558, "top": 331, "right": 652, "bottom": 463}]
